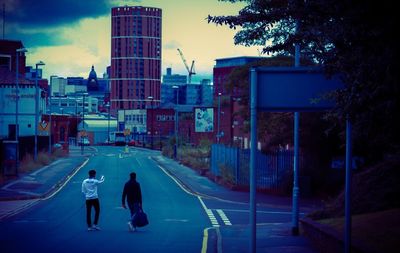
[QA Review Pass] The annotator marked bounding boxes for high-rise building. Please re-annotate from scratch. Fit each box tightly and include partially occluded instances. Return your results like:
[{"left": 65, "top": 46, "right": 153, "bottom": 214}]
[{"left": 110, "top": 6, "right": 162, "bottom": 112}]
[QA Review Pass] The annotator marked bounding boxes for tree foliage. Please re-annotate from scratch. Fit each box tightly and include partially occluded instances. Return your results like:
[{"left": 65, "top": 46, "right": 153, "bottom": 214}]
[{"left": 208, "top": 0, "right": 399, "bottom": 161}]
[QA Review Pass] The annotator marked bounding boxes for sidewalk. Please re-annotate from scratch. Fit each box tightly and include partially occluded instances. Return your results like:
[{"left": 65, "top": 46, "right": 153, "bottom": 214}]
[{"left": 0, "top": 146, "right": 90, "bottom": 220}]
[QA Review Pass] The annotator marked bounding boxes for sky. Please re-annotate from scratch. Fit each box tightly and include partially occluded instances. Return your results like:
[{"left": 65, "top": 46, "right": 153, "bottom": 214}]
[{"left": 2, "top": 0, "right": 261, "bottom": 82}]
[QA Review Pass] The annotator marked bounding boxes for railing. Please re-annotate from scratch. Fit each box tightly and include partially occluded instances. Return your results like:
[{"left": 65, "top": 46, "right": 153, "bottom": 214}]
[{"left": 211, "top": 144, "right": 296, "bottom": 191}]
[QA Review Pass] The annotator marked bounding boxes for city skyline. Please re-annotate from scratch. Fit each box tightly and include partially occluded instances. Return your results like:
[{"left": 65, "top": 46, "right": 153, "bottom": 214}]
[{"left": 2, "top": 0, "right": 261, "bottom": 82}]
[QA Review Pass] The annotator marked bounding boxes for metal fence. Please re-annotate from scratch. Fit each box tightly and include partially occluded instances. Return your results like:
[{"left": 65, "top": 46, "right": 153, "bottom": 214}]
[{"left": 211, "top": 144, "right": 295, "bottom": 190}]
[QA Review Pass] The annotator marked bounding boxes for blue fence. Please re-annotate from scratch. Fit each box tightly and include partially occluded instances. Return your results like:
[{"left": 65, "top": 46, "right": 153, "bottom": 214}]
[{"left": 211, "top": 144, "right": 295, "bottom": 190}]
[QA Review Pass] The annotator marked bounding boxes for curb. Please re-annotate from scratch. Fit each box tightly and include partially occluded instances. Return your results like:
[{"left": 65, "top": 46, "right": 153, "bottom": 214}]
[
  {"left": 0, "top": 158, "right": 88, "bottom": 221},
  {"left": 151, "top": 155, "right": 320, "bottom": 211},
  {"left": 0, "top": 158, "right": 88, "bottom": 202}
]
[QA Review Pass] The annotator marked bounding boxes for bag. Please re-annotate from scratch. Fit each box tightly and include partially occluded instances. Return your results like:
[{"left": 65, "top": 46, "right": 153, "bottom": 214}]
[{"left": 132, "top": 208, "right": 149, "bottom": 227}]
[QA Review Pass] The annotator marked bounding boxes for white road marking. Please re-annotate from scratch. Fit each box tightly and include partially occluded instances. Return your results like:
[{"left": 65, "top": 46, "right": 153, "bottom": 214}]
[
  {"left": 41, "top": 158, "right": 89, "bottom": 200},
  {"left": 216, "top": 209, "right": 232, "bottom": 226},
  {"left": 198, "top": 196, "right": 219, "bottom": 227},
  {"left": 220, "top": 208, "right": 305, "bottom": 215},
  {"left": 13, "top": 219, "right": 47, "bottom": 223},
  {"left": 164, "top": 219, "right": 189, "bottom": 222}
]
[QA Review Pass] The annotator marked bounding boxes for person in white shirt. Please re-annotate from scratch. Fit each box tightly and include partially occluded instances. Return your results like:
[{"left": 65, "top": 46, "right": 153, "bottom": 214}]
[{"left": 82, "top": 169, "right": 105, "bottom": 231}]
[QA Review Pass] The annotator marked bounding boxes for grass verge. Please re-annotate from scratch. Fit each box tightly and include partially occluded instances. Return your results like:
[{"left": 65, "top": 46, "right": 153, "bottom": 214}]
[{"left": 317, "top": 209, "right": 400, "bottom": 253}]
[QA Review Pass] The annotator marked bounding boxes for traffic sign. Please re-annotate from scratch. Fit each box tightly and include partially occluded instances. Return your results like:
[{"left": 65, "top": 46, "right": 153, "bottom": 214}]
[
  {"left": 124, "top": 129, "right": 131, "bottom": 136},
  {"left": 38, "top": 120, "right": 50, "bottom": 136}
]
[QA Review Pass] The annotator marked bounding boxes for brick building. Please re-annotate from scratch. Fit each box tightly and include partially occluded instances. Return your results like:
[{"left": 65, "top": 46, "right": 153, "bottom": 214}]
[{"left": 110, "top": 6, "right": 162, "bottom": 111}]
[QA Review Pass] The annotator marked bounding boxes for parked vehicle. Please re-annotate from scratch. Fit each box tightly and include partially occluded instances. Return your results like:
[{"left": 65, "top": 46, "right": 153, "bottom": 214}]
[
  {"left": 114, "top": 132, "right": 126, "bottom": 146},
  {"left": 127, "top": 139, "right": 136, "bottom": 146}
]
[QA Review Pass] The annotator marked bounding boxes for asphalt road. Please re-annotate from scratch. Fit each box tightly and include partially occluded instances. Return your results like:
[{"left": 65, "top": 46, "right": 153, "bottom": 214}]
[
  {"left": 0, "top": 146, "right": 210, "bottom": 253},
  {"left": 0, "top": 146, "right": 318, "bottom": 253}
]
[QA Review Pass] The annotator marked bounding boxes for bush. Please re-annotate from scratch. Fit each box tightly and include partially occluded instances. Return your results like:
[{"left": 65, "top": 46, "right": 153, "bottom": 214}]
[
  {"left": 219, "top": 163, "right": 235, "bottom": 185},
  {"left": 37, "top": 152, "right": 51, "bottom": 166}
]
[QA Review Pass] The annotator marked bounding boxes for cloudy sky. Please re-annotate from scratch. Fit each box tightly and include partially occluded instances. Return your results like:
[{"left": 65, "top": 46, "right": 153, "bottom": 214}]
[{"left": 2, "top": 0, "right": 260, "bottom": 81}]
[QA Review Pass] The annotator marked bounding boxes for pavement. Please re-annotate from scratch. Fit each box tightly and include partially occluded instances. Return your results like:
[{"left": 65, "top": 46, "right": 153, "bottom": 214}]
[
  {"left": 0, "top": 145, "right": 90, "bottom": 219},
  {"left": 0, "top": 146, "right": 321, "bottom": 253}
]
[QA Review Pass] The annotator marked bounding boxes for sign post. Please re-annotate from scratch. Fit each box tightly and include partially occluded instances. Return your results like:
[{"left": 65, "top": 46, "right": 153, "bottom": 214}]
[{"left": 250, "top": 66, "right": 345, "bottom": 251}]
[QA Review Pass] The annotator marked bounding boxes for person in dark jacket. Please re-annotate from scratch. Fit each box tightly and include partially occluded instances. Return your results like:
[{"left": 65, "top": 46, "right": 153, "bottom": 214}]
[{"left": 122, "top": 172, "right": 142, "bottom": 231}]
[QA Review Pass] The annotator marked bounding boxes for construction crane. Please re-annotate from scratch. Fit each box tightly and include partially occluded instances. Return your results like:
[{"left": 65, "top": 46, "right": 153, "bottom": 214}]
[{"left": 177, "top": 48, "right": 196, "bottom": 84}]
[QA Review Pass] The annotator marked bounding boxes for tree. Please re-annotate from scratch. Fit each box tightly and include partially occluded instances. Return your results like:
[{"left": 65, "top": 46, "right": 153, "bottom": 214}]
[{"left": 208, "top": 0, "right": 399, "bottom": 162}]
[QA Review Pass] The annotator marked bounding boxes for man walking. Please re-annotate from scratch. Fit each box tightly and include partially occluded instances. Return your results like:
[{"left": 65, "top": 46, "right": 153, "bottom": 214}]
[
  {"left": 122, "top": 172, "right": 142, "bottom": 231},
  {"left": 82, "top": 169, "right": 105, "bottom": 231}
]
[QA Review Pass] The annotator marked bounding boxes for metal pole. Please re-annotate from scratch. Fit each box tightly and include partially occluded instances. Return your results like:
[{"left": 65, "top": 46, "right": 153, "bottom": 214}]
[
  {"left": 34, "top": 61, "right": 45, "bottom": 160},
  {"left": 292, "top": 22, "right": 301, "bottom": 236},
  {"left": 107, "top": 104, "right": 110, "bottom": 143},
  {"left": 81, "top": 94, "right": 85, "bottom": 155},
  {"left": 34, "top": 65, "right": 38, "bottom": 161},
  {"left": 15, "top": 50, "right": 19, "bottom": 175},
  {"left": 48, "top": 79, "right": 52, "bottom": 154},
  {"left": 345, "top": 118, "right": 352, "bottom": 253},
  {"left": 148, "top": 96, "right": 154, "bottom": 149},
  {"left": 173, "top": 86, "right": 179, "bottom": 159},
  {"left": 151, "top": 98, "right": 154, "bottom": 149},
  {"left": 217, "top": 92, "right": 221, "bottom": 143},
  {"left": 176, "top": 90, "right": 179, "bottom": 156},
  {"left": 174, "top": 91, "right": 178, "bottom": 158},
  {"left": 292, "top": 112, "right": 300, "bottom": 235},
  {"left": 249, "top": 68, "right": 257, "bottom": 253}
]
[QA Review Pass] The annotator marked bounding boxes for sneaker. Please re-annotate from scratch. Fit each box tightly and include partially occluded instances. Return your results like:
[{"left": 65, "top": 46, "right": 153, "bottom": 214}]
[
  {"left": 127, "top": 221, "right": 134, "bottom": 232},
  {"left": 92, "top": 225, "right": 101, "bottom": 231},
  {"left": 88, "top": 227, "right": 95, "bottom": 231}
]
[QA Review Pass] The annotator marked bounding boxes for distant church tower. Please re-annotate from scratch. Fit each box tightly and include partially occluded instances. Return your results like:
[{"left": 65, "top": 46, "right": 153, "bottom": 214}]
[{"left": 87, "top": 65, "right": 98, "bottom": 91}]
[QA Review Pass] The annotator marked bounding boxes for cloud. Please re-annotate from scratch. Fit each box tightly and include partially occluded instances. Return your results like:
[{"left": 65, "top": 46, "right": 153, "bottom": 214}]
[
  {"left": 3, "top": 0, "right": 111, "bottom": 28},
  {"left": 164, "top": 40, "right": 182, "bottom": 50},
  {"left": 1, "top": 0, "right": 138, "bottom": 47}
]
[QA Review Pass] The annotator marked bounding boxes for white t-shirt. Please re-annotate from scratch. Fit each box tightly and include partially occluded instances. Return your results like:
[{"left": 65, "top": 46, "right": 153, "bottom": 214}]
[{"left": 82, "top": 177, "right": 105, "bottom": 200}]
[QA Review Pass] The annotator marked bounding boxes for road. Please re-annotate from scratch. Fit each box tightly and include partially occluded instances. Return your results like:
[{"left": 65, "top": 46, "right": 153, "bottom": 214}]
[
  {"left": 0, "top": 146, "right": 210, "bottom": 253},
  {"left": 0, "top": 146, "right": 314, "bottom": 253}
]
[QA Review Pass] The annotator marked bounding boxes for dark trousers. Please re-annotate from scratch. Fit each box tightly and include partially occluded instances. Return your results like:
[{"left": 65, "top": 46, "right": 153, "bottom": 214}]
[
  {"left": 86, "top": 198, "right": 100, "bottom": 227},
  {"left": 128, "top": 202, "right": 140, "bottom": 226}
]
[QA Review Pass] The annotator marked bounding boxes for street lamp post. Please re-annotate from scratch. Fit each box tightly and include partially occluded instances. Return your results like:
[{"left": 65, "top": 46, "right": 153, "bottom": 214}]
[
  {"left": 15, "top": 47, "right": 27, "bottom": 174},
  {"left": 34, "top": 61, "right": 45, "bottom": 162},
  {"left": 172, "top": 86, "right": 179, "bottom": 159},
  {"left": 106, "top": 103, "right": 110, "bottom": 143},
  {"left": 217, "top": 92, "right": 222, "bottom": 143},
  {"left": 81, "top": 93, "right": 88, "bottom": 155},
  {"left": 148, "top": 96, "right": 154, "bottom": 149},
  {"left": 48, "top": 78, "right": 52, "bottom": 154}
]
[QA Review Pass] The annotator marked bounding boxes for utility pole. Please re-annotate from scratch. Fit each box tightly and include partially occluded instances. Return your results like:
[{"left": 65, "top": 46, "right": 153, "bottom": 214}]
[{"left": 34, "top": 61, "right": 45, "bottom": 161}]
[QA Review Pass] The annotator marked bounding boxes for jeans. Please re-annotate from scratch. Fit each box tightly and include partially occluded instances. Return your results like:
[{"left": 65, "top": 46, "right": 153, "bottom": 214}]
[{"left": 86, "top": 198, "right": 100, "bottom": 227}]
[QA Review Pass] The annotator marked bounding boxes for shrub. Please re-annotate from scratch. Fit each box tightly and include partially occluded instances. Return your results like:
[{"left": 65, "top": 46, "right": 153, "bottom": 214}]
[{"left": 219, "top": 163, "right": 235, "bottom": 185}]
